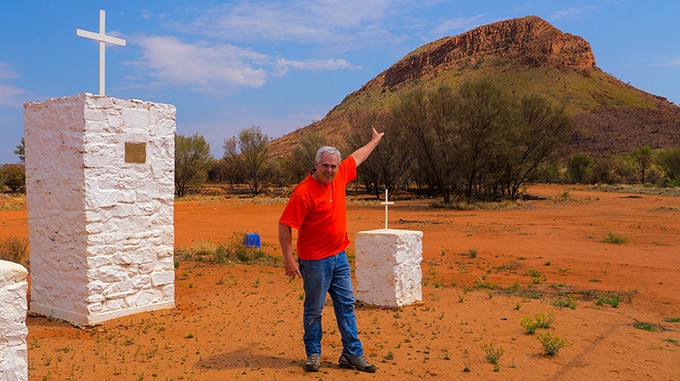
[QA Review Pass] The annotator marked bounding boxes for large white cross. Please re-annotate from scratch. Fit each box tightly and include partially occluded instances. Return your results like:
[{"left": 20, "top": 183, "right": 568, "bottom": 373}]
[
  {"left": 381, "top": 189, "right": 395, "bottom": 231},
  {"left": 76, "top": 9, "right": 126, "bottom": 96}
]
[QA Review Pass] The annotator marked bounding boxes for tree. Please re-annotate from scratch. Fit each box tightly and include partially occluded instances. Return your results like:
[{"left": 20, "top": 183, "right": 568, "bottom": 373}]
[
  {"left": 393, "top": 87, "right": 457, "bottom": 203},
  {"left": 392, "top": 80, "right": 572, "bottom": 201},
  {"left": 346, "top": 110, "right": 412, "bottom": 198},
  {"left": 0, "top": 164, "right": 26, "bottom": 193},
  {"left": 631, "top": 145, "right": 653, "bottom": 184},
  {"left": 285, "top": 133, "right": 326, "bottom": 183},
  {"left": 451, "top": 80, "right": 517, "bottom": 200},
  {"left": 175, "top": 133, "right": 213, "bottom": 197},
  {"left": 497, "top": 95, "right": 572, "bottom": 199},
  {"left": 568, "top": 154, "right": 590, "bottom": 184},
  {"left": 14, "top": 137, "right": 25, "bottom": 163},
  {"left": 223, "top": 126, "right": 272, "bottom": 197},
  {"left": 655, "top": 147, "right": 680, "bottom": 184},
  {"left": 590, "top": 154, "right": 623, "bottom": 184}
]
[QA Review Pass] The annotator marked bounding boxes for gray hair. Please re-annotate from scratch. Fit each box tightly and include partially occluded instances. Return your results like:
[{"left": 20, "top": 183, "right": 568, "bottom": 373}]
[{"left": 315, "top": 146, "right": 342, "bottom": 162}]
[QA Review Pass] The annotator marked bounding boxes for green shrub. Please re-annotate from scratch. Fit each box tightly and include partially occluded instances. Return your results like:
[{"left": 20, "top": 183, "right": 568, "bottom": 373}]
[
  {"left": 633, "top": 322, "right": 662, "bottom": 332},
  {"left": 480, "top": 342, "right": 504, "bottom": 365},
  {"left": 521, "top": 311, "right": 555, "bottom": 334},
  {"left": 596, "top": 293, "right": 622, "bottom": 308},
  {"left": 520, "top": 315, "right": 539, "bottom": 334},
  {"left": 0, "top": 164, "right": 26, "bottom": 193},
  {"left": 602, "top": 231, "right": 629, "bottom": 244},
  {"left": 537, "top": 332, "right": 568, "bottom": 356}
]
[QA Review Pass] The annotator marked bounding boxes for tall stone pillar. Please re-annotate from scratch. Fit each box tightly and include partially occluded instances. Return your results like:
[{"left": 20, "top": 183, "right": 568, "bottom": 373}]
[{"left": 24, "top": 93, "right": 176, "bottom": 325}]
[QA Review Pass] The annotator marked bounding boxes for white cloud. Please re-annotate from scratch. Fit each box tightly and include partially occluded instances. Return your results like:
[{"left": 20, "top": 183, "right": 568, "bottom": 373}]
[
  {"left": 179, "top": 0, "right": 409, "bottom": 51},
  {"left": 431, "top": 15, "right": 485, "bottom": 37},
  {"left": 274, "top": 58, "right": 359, "bottom": 76},
  {"left": 131, "top": 33, "right": 361, "bottom": 93},
  {"left": 662, "top": 58, "right": 680, "bottom": 67},
  {"left": 134, "top": 36, "right": 269, "bottom": 92},
  {"left": 549, "top": 6, "right": 598, "bottom": 20},
  {"left": 0, "top": 63, "right": 26, "bottom": 107}
]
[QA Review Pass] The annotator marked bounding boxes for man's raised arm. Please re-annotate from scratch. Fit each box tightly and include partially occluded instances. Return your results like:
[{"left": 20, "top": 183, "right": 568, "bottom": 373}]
[{"left": 350, "top": 127, "right": 384, "bottom": 167}]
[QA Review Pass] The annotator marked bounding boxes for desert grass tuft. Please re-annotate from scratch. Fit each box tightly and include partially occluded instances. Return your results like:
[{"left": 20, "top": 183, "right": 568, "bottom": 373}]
[
  {"left": 480, "top": 342, "right": 504, "bottom": 365},
  {"left": 602, "top": 231, "right": 629, "bottom": 244},
  {"left": 175, "top": 233, "right": 281, "bottom": 267},
  {"left": 0, "top": 234, "right": 29, "bottom": 264}
]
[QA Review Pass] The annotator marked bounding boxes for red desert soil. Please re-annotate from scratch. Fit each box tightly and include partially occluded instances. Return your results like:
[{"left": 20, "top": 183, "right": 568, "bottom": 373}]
[{"left": 2, "top": 185, "right": 679, "bottom": 380}]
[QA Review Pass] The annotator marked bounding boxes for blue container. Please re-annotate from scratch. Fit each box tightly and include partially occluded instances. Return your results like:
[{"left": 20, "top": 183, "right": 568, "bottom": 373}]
[{"left": 243, "top": 233, "right": 261, "bottom": 248}]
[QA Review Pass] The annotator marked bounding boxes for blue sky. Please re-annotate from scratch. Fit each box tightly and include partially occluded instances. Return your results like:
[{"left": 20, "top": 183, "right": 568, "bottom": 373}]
[{"left": 1, "top": 1, "right": 679, "bottom": 164}]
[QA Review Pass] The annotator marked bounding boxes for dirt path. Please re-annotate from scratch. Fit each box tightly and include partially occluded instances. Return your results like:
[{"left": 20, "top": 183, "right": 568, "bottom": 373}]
[{"left": 3, "top": 185, "right": 679, "bottom": 380}]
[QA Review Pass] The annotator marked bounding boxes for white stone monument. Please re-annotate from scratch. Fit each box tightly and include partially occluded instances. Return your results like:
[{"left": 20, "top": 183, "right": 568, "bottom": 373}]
[
  {"left": 0, "top": 260, "right": 28, "bottom": 381},
  {"left": 24, "top": 93, "right": 176, "bottom": 326},
  {"left": 23, "top": 9, "right": 175, "bottom": 326},
  {"left": 355, "top": 190, "right": 423, "bottom": 307}
]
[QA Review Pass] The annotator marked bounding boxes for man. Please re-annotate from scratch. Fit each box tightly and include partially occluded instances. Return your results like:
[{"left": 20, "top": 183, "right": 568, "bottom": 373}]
[{"left": 278, "top": 128, "right": 384, "bottom": 373}]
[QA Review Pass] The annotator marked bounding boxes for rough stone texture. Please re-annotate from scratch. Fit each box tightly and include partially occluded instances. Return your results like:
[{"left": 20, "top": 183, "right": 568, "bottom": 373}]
[
  {"left": 0, "top": 260, "right": 28, "bottom": 381},
  {"left": 355, "top": 229, "right": 423, "bottom": 307},
  {"left": 376, "top": 15, "right": 595, "bottom": 91},
  {"left": 24, "top": 93, "right": 176, "bottom": 326}
]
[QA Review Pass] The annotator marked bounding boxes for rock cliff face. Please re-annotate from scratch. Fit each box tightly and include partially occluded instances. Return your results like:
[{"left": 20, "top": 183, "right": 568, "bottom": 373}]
[{"left": 369, "top": 16, "right": 595, "bottom": 92}]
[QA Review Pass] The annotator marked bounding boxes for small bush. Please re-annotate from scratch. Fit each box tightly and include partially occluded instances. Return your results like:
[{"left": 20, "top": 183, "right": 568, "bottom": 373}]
[
  {"left": 551, "top": 295, "right": 576, "bottom": 309},
  {"left": 602, "top": 231, "right": 628, "bottom": 244},
  {"left": 633, "top": 322, "right": 663, "bottom": 332},
  {"left": 537, "top": 332, "right": 568, "bottom": 356},
  {"left": 0, "top": 235, "right": 29, "bottom": 264},
  {"left": 596, "top": 293, "right": 622, "bottom": 308},
  {"left": 521, "top": 311, "right": 555, "bottom": 334},
  {"left": 521, "top": 315, "right": 539, "bottom": 334},
  {"left": 480, "top": 342, "right": 504, "bottom": 365},
  {"left": 535, "top": 311, "right": 555, "bottom": 328},
  {"left": 528, "top": 269, "right": 543, "bottom": 284}
]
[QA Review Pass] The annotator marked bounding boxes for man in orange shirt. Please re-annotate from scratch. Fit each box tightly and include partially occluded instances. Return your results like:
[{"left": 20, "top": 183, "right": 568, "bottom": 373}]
[{"left": 278, "top": 128, "right": 384, "bottom": 373}]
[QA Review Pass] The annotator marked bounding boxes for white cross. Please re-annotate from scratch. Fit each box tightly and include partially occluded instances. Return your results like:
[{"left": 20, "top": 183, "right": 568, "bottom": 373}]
[
  {"left": 380, "top": 189, "right": 394, "bottom": 230},
  {"left": 76, "top": 9, "right": 126, "bottom": 96}
]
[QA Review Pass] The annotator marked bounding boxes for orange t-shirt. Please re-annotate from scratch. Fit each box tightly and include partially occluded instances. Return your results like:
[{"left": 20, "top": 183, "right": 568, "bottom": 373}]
[{"left": 279, "top": 156, "right": 357, "bottom": 260}]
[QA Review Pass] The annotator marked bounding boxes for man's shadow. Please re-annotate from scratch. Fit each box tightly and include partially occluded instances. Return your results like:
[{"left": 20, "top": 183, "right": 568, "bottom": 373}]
[{"left": 195, "top": 343, "right": 299, "bottom": 370}]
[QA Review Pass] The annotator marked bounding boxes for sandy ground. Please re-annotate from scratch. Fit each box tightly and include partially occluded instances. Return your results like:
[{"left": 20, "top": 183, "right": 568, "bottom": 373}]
[{"left": 2, "top": 185, "right": 680, "bottom": 380}]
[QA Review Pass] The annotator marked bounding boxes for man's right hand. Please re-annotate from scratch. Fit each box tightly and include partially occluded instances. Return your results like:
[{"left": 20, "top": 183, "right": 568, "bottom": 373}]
[
  {"left": 278, "top": 222, "right": 302, "bottom": 279},
  {"left": 285, "top": 259, "right": 302, "bottom": 280}
]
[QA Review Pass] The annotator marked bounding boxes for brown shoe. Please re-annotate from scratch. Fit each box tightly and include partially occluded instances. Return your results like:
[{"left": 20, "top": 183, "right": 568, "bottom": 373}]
[
  {"left": 338, "top": 354, "right": 377, "bottom": 373},
  {"left": 305, "top": 354, "right": 320, "bottom": 372}
]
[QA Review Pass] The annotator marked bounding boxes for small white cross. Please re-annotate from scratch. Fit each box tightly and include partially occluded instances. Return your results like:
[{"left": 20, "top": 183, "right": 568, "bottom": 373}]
[
  {"left": 380, "top": 189, "right": 394, "bottom": 230},
  {"left": 76, "top": 9, "right": 126, "bottom": 96}
]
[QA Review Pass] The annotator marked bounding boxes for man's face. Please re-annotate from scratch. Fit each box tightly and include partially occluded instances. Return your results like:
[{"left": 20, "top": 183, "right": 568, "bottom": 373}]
[{"left": 314, "top": 152, "right": 339, "bottom": 185}]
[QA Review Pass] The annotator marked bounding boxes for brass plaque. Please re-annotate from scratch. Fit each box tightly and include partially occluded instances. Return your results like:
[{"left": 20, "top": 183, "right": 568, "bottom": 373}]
[{"left": 125, "top": 142, "right": 147, "bottom": 163}]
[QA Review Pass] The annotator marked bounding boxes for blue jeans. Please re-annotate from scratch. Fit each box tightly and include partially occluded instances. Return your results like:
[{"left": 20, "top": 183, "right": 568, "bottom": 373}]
[{"left": 298, "top": 251, "right": 363, "bottom": 357}]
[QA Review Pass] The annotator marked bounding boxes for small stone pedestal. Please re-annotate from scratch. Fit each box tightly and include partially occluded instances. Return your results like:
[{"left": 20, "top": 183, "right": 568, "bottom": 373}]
[
  {"left": 0, "top": 260, "right": 28, "bottom": 381},
  {"left": 355, "top": 229, "right": 423, "bottom": 307},
  {"left": 24, "top": 93, "right": 176, "bottom": 326}
]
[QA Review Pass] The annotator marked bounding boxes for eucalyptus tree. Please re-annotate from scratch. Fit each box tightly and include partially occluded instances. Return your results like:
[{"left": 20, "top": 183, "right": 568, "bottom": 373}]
[
  {"left": 346, "top": 110, "right": 412, "bottom": 198},
  {"left": 223, "top": 126, "right": 273, "bottom": 197},
  {"left": 175, "top": 133, "right": 213, "bottom": 197},
  {"left": 631, "top": 145, "right": 653, "bottom": 184}
]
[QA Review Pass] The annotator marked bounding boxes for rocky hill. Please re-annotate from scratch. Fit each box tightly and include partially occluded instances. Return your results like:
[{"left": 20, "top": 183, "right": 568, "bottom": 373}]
[{"left": 270, "top": 16, "right": 680, "bottom": 157}]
